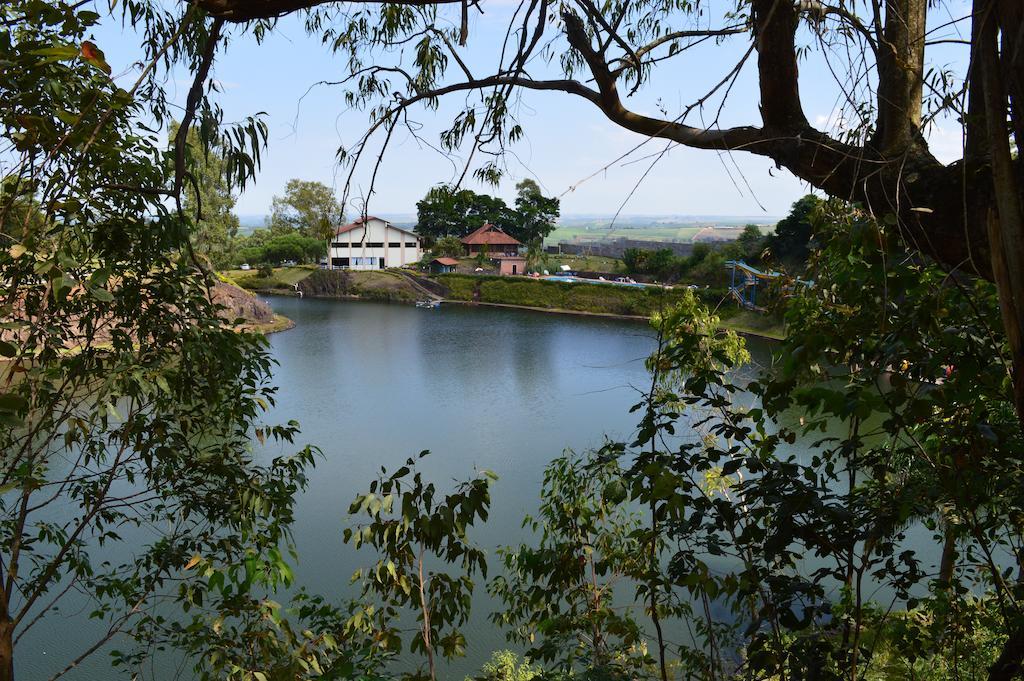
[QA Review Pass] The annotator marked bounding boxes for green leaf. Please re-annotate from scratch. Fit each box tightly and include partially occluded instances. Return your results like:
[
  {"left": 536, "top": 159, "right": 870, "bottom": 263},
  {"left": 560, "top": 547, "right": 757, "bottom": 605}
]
[{"left": 90, "top": 287, "right": 114, "bottom": 302}]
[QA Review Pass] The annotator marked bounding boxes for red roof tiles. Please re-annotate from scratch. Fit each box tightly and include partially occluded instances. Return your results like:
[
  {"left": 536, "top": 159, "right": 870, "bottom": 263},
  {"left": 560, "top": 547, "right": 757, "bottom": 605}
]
[
  {"left": 460, "top": 223, "right": 521, "bottom": 246},
  {"left": 334, "top": 216, "right": 419, "bottom": 238}
]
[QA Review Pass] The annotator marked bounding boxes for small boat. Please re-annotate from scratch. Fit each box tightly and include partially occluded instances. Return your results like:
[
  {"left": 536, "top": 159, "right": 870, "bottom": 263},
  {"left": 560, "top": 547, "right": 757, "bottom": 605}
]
[{"left": 416, "top": 299, "right": 440, "bottom": 309}]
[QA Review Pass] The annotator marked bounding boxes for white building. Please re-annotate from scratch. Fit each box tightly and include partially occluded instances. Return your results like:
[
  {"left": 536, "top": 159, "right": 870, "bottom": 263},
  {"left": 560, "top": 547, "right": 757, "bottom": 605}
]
[{"left": 329, "top": 216, "right": 422, "bottom": 270}]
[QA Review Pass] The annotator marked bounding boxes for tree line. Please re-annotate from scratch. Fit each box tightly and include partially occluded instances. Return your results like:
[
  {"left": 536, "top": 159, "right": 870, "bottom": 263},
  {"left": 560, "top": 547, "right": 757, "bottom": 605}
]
[
  {"left": 415, "top": 179, "right": 560, "bottom": 246},
  {"left": 619, "top": 194, "right": 820, "bottom": 285}
]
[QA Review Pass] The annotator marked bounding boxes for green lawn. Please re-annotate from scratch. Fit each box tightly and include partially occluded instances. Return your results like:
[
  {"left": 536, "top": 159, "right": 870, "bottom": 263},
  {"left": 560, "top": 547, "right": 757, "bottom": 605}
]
[
  {"left": 222, "top": 265, "right": 316, "bottom": 290},
  {"left": 542, "top": 253, "right": 621, "bottom": 273}
]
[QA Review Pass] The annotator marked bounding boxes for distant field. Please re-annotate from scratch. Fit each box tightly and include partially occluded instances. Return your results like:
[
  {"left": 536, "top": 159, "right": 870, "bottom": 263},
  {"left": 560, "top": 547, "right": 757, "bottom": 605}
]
[
  {"left": 544, "top": 253, "right": 621, "bottom": 272},
  {"left": 546, "top": 222, "right": 776, "bottom": 245},
  {"left": 547, "top": 224, "right": 708, "bottom": 244}
]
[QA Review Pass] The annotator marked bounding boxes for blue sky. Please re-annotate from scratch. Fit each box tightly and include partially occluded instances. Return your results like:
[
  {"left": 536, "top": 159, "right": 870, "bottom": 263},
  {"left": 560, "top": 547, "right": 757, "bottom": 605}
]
[{"left": 92, "top": 0, "right": 970, "bottom": 218}]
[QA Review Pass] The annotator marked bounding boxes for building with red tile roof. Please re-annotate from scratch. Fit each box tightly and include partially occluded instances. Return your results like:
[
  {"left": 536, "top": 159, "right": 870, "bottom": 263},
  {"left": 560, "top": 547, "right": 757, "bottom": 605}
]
[{"left": 460, "top": 223, "right": 521, "bottom": 258}]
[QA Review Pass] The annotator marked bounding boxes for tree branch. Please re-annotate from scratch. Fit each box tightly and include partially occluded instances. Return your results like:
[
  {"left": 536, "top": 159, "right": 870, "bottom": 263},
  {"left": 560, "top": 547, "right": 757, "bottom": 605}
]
[{"left": 192, "top": 0, "right": 462, "bottom": 22}]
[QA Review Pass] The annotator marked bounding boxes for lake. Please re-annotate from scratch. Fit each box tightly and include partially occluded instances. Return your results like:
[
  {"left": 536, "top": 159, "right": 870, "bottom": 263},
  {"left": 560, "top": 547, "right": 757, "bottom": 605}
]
[
  {"left": 22, "top": 297, "right": 777, "bottom": 679},
  {"left": 267, "top": 298, "right": 690, "bottom": 677}
]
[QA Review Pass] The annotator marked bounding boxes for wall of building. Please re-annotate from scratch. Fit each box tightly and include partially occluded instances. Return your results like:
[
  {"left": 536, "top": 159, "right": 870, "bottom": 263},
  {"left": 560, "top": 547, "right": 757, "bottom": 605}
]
[{"left": 330, "top": 218, "right": 421, "bottom": 269}]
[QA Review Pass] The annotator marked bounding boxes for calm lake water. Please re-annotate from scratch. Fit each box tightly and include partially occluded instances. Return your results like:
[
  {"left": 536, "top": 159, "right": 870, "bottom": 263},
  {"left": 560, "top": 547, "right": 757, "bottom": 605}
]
[
  {"left": 260, "top": 298, "right": 782, "bottom": 678},
  {"left": 25, "top": 297, "right": 779, "bottom": 680},
  {"left": 263, "top": 297, "right": 700, "bottom": 678}
]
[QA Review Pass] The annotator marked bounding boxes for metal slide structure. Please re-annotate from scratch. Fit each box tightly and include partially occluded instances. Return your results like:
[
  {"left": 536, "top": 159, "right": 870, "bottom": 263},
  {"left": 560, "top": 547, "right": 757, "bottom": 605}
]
[{"left": 725, "top": 260, "right": 811, "bottom": 311}]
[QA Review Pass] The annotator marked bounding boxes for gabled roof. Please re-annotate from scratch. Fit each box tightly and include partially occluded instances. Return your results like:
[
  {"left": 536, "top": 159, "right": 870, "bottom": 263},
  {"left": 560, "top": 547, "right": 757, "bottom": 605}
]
[
  {"left": 460, "top": 223, "right": 521, "bottom": 246},
  {"left": 431, "top": 257, "right": 459, "bottom": 266},
  {"left": 334, "top": 216, "right": 419, "bottom": 238}
]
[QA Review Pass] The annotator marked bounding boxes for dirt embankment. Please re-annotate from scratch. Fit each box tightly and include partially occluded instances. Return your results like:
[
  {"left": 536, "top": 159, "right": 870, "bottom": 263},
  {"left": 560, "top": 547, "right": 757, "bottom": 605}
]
[
  {"left": 297, "top": 269, "right": 421, "bottom": 303},
  {"left": 212, "top": 281, "right": 293, "bottom": 333}
]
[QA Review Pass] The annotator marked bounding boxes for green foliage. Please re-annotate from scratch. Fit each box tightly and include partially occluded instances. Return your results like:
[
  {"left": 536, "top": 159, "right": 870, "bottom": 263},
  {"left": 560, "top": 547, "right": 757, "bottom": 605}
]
[
  {"left": 0, "top": 2, "right": 330, "bottom": 678},
  {"left": 237, "top": 229, "right": 326, "bottom": 266},
  {"left": 431, "top": 235, "right": 465, "bottom": 258},
  {"left": 598, "top": 202, "right": 1019, "bottom": 679},
  {"left": 268, "top": 179, "right": 343, "bottom": 241},
  {"left": 437, "top": 274, "right": 695, "bottom": 316},
  {"left": 513, "top": 179, "right": 560, "bottom": 244},
  {"left": 344, "top": 454, "right": 496, "bottom": 681},
  {"left": 297, "top": 268, "right": 354, "bottom": 297},
  {"left": 466, "top": 650, "right": 541, "bottom": 681},
  {"left": 170, "top": 120, "right": 241, "bottom": 269},
  {"left": 478, "top": 203, "right": 1019, "bottom": 680},
  {"left": 490, "top": 450, "right": 649, "bottom": 677},
  {"left": 765, "top": 194, "right": 822, "bottom": 268},
  {"left": 735, "top": 224, "right": 765, "bottom": 262},
  {"left": 415, "top": 183, "right": 559, "bottom": 244},
  {"left": 416, "top": 185, "right": 515, "bottom": 241}
]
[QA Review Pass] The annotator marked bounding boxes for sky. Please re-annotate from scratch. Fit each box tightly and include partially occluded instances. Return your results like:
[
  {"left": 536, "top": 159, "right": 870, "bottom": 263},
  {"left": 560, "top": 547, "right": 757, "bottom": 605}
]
[{"left": 91, "top": 0, "right": 971, "bottom": 219}]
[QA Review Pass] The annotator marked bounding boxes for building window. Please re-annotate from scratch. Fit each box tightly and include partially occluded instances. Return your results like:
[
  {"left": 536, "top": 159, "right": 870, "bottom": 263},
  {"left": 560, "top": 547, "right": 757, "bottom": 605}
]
[
  {"left": 388, "top": 242, "right": 401, "bottom": 248},
  {"left": 366, "top": 242, "right": 384, "bottom": 248},
  {"left": 331, "top": 257, "right": 349, "bottom": 268},
  {"left": 331, "top": 242, "right": 348, "bottom": 248},
  {"left": 406, "top": 242, "right": 417, "bottom": 247}
]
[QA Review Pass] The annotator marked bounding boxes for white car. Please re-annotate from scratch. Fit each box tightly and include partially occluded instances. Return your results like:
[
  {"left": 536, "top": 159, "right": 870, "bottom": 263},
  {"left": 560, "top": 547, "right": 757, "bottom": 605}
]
[{"left": 240, "top": 263, "right": 251, "bottom": 271}]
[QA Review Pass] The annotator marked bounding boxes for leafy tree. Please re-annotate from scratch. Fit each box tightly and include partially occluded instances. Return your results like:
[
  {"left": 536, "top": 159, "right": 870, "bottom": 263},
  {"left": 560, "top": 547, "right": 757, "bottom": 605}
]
[
  {"left": 621, "top": 248, "right": 679, "bottom": 280},
  {"left": 416, "top": 185, "right": 516, "bottom": 241},
  {"left": 0, "top": 4, "right": 331, "bottom": 681},
  {"left": 766, "top": 194, "right": 822, "bottom": 267},
  {"left": 735, "top": 224, "right": 765, "bottom": 262},
  {"left": 467, "top": 650, "right": 540, "bottom": 681},
  {"left": 170, "top": 120, "right": 240, "bottom": 269},
  {"left": 524, "top": 239, "right": 547, "bottom": 273},
  {"left": 511, "top": 179, "right": 559, "bottom": 244},
  {"left": 344, "top": 453, "right": 495, "bottom": 681},
  {"left": 261, "top": 232, "right": 326, "bottom": 264},
  {"left": 430, "top": 235, "right": 465, "bottom": 258},
  {"left": 490, "top": 450, "right": 647, "bottom": 677},
  {"left": 416, "top": 185, "right": 473, "bottom": 240},
  {"left": 268, "top": 179, "right": 343, "bottom": 241},
  {"left": 474, "top": 244, "right": 490, "bottom": 269},
  {"left": 601, "top": 203, "right": 1024, "bottom": 680},
  {"left": 235, "top": 230, "right": 325, "bottom": 265}
]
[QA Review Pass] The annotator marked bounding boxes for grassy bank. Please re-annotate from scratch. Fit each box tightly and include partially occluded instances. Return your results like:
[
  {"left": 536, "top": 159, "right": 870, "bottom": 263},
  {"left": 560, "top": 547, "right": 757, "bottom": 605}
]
[
  {"left": 716, "top": 308, "right": 786, "bottom": 340},
  {"left": 224, "top": 265, "right": 316, "bottom": 291},
  {"left": 437, "top": 274, "right": 686, "bottom": 317},
  {"left": 433, "top": 274, "right": 785, "bottom": 337}
]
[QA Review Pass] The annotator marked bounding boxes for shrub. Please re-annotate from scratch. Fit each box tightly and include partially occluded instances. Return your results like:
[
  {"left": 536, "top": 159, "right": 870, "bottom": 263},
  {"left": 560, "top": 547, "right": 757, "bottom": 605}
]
[
  {"left": 297, "top": 268, "right": 353, "bottom": 297},
  {"left": 466, "top": 651, "right": 540, "bottom": 681}
]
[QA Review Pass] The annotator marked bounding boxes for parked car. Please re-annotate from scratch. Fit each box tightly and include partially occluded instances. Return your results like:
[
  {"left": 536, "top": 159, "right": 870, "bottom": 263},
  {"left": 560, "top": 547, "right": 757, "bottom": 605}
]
[
  {"left": 240, "top": 263, "right": 251, "bottom": 271},
  {"left": 281, "top": 260, "right": 297, "bottom": 267}
]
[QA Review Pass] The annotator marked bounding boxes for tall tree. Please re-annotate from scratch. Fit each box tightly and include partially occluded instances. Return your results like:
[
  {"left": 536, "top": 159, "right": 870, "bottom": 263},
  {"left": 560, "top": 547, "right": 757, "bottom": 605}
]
[
  {"left": 512, "top": 179, "right": 559, "bottom": 244},
  {"left": 170, "top": 120, "right": 240, "bottom": 269},
  {"left": 766, "top": 194, "right": 822, "bottom": 267},
  {"left": 0, "top": 5, "right": 334, "bottom": 681},
  {"left": 415, "top": 184, "right": 516, "bottom": 240},
  {"left": 268, "top": 179, "right": 343, "bottom": 241}
]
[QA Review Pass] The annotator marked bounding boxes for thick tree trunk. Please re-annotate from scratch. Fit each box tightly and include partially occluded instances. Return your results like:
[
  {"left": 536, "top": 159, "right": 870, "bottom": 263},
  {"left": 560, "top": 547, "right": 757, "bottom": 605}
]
[
  {"left": 979, "top": 0, "right": 1024, "bottom": 427},
  {"left": 874, "top": 0, "right": 928, "bottom": 152},
  {"left": 0, "top": 619, "right": 14, "bottom": 681}
]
